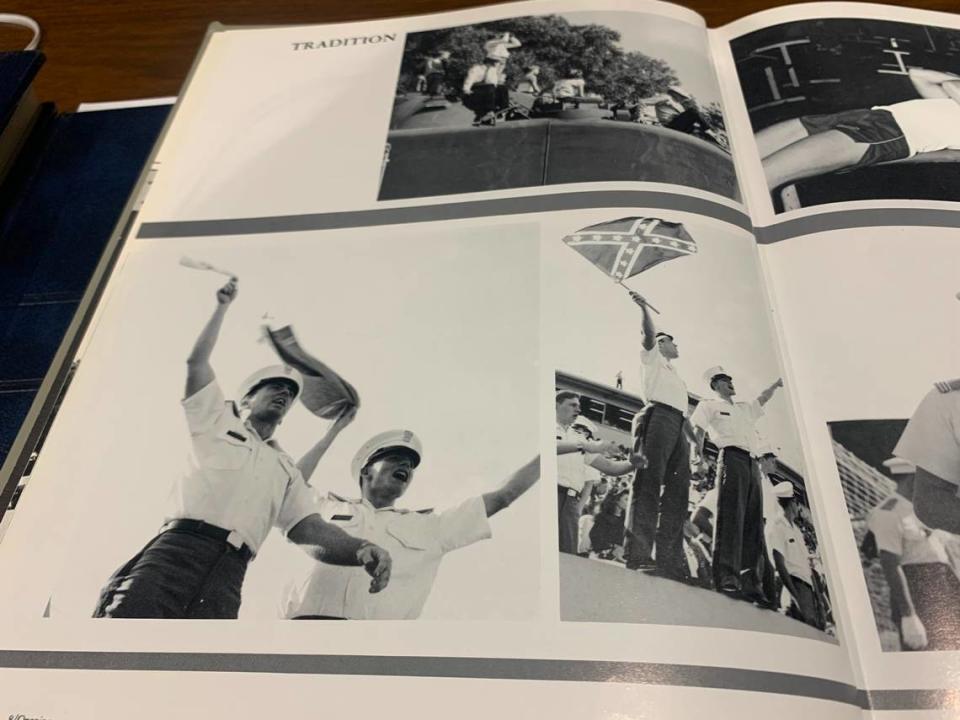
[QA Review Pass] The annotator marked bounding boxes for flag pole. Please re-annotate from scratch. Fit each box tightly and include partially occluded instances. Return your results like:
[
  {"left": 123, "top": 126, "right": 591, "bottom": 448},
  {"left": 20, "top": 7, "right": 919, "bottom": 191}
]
[{"left": 617, "top": 280, "right": 660, "bottom": 314}]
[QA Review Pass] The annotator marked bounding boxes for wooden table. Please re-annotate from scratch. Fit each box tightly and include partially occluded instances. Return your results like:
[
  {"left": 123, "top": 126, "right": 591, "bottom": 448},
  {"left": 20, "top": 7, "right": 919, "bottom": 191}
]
[{"left": 0, "top": 0, "right": 956, "bottom": 110}]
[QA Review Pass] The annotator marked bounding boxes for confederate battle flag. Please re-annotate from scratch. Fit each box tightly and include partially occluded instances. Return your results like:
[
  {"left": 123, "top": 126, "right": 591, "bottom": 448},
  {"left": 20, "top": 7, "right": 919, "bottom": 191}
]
[{"left": 562, "top": 217, "right": 697, "bottom": 282}]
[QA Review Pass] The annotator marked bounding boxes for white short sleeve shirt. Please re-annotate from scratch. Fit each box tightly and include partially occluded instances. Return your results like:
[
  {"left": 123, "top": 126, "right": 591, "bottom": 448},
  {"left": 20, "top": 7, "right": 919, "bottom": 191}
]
[
  {"left": 169, "top": 380, "right": 317, "bottom": 553},
  {"left": 556, "top": 423, "right": 597, "bottom": 493},
  {"left": 867, "top": 495, "right": 949, "bottom": 566},
  {"left": 690, "top": 398, "right": 763, "bottom": 452},
  {"left": 281, "top": 494, "right": 492, "bottom": 619},
  {"left": 894, "top": 388, "right": 960, "bottom": 486},
  {"left": 639, "top": 345, "right": 688, "bottom": 413},
  {"left": 769, "top": 516, "right": 812, "bottom": 584}
]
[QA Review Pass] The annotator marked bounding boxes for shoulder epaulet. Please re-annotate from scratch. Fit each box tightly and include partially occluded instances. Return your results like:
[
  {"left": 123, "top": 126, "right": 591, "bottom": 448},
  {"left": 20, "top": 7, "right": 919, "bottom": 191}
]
[
  {"left": 327, "top": 492, "right": 357, "bottom": 503},
  {"left": 879, "top": 496, "right": 899, "bottom": 511}
]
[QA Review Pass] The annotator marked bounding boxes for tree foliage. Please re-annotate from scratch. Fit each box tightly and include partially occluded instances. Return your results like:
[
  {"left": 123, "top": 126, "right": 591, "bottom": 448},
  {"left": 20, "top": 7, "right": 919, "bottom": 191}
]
[{"left": 399, "top": 15, "right": 680, "bottom": 104}]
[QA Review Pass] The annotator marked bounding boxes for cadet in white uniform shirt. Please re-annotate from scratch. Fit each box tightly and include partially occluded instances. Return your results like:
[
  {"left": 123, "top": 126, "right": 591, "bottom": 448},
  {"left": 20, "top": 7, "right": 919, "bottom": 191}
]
[
  {"left": 768, "top": 482, "right": 818, "bottom": 627},
  {"left": 555, "top": 395, "right": 643, "bottom": 554},
  {"left": 894, "top": 382, "right": 960, "bottom": 535},
  {"left": 94, "top": 279, "right": 391, "bottom": 619},
  {"left": 691, "top": 366, "right": 782, "bottom": 599},
  {"left": 623, "top": 291, "right": 693, "bottom": 579},
  {"left": 282, "top": 431, "right": 540, "bottom": 619}
]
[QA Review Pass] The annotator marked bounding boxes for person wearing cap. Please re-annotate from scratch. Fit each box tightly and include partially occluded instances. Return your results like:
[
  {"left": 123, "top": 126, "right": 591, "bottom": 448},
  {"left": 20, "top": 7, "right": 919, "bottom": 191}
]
[
  {"left": 862, "top": 457, "right": 960, "bottom": 651},
  {"left": 690, "top": 366, "right": 783, "bottom": 598},
  {"left": 280, "top": 429, "right": 540, "bottom": 619},
  {"left": 892, "top": 381, "right": 960, "bottom": 536},
  {"left": 462, "top": 33, "right": 520, "bottom": 126},
  {"left": 623, "top": 291, "right": 694, "bottom": 579},
  {"left": 94, "top": 278, "right": 391, "bottom": 619},
  {"left": 423, "top": 49, "right": 451, "bottom": 96},
  {"left": 556, "top": 393, "right": 645, "bottom": 554},
  {"left": 767, "top": 482, "right": 819, "bottom": 627}
]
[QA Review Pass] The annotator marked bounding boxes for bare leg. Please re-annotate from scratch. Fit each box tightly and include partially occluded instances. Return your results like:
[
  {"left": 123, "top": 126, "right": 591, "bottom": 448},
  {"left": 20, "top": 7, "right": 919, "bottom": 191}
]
[
  {"left": 762, "top": 130, "right": 869, "bottom": 189},
  {"left": 755, "top": 118, "right": 811, "bottom": 159}
]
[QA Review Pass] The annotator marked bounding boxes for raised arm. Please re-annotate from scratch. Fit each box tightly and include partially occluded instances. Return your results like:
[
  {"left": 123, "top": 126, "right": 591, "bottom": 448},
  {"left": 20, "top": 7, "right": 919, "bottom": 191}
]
[
  {"left": 296, "top": 406, "right": 357, "bottom": 481},
  {"left": 287, "top": 514, "right": 392, "bottom": 593},
  {"left": 185, "top": 278, "right": 237, "bottom": 399},
  {"left": 908, "top": 67, "right": 960, "bottom": 99},
  {"left": 482, "top": 456, "right": 540, "bottom": 517},
  {"left": 502, "top": 32, "right": 521, "bottom": 50},
  {"left": 629, "top": 291, "right": 657, "bottom": 351},
  {"left": 757, "top": 377, "right": 784, "bottom": 407}
]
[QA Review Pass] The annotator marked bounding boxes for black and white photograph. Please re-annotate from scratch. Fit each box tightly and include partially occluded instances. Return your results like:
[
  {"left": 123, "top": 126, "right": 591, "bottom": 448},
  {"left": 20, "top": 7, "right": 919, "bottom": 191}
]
[
  {"left": 545, "top": 214, "right": 833, "bottom": 642},
  {"left": 829, "top": 413, "right": 960, "bottom": 652},
  {"left": 22, "top": 222, "right": 541, "bottom": 622},
  {"left": 731, "top": 18, "right": 960, "bottom": 213},
  {"left": 379, "top": 11, "right": 738, "bottom": 201}
]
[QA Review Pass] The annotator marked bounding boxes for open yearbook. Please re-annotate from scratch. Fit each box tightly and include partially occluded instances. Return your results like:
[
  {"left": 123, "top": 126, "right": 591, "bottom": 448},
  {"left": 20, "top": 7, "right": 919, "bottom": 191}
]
[{"left": 0, "top": 0, "right": 958, "bottom": 717}]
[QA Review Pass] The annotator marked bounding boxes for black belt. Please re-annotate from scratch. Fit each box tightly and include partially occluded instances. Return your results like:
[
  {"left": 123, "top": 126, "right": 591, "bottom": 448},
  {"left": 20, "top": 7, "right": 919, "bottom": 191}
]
[
  {"left": 720, "top": 446, "right": 752, "bottom": 457},
  {"left": 163, "top": 518, "right": 254, "bottom": 562},
  {"left": 649, "top": 401, "right": 684, "bottom": 416}
]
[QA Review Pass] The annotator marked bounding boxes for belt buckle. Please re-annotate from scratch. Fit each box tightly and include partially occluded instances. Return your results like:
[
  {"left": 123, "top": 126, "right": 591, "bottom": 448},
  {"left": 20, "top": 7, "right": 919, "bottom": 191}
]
[{"left": 225, "top": 530, "right": 244, "bottom": 551}]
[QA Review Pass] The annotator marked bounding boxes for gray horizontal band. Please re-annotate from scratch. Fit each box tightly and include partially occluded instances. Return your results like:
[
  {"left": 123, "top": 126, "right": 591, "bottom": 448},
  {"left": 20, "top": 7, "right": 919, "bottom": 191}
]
[
  {"left": 755, "top": 207, "right": 960, "bottom": 244},
  {"left": 0, "top": 650, "right": 879, "bottom": 709},
  {"left": 137, "top": 191, "right": 752, "bottom": 238},
  {"left": 1, "top": 650, "right": 953, "bottom": 709}
]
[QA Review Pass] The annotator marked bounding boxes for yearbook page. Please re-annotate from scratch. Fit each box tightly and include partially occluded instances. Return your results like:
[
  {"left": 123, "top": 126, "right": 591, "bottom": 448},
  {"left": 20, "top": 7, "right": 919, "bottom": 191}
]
[
  {"left": 0, "top": 0, "right": 870, "bottom": 717},
  {"left": 714, "top": 2, "right": 960, "bottom": 236},
  {"left": 713, "top": 2, "right": 960, "bottom": 711}
]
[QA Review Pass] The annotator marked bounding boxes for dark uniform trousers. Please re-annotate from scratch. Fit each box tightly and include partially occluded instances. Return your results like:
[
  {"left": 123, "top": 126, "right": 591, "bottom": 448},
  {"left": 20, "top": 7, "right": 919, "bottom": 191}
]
[
  {"left": 625, "top": 404, "right": 690, "bottom": 575},
  {"left": 713, "top": 447, "right": 764, "bottom": 594},
  {"left": 462, "top": 83, "right": 509, "bottom": 120},
  {"left": 557, "top": 487, "right": 582, "bottom": 554},
  {"left": 899, "top": 563, "right": 960, "bottom": 650},
  {"left": 786, "top": 577, "right": 818, "bottom": 627},
  {"left": 93, "top": 527, "right": 250, "bottom": 619}
]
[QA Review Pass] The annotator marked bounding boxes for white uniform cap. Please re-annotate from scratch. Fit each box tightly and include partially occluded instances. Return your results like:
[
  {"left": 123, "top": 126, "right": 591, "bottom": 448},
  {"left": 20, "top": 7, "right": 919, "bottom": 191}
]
[
  {"left": 571, "top": 415, "right": 597, "bottom": 437},
  {"left": 772, "top": 481, "right": 795, "bottom": 499},
  {"left": 703, "top": 365, "right": 731, "bottom": 385},
  {"left": 236, "top": 365, "right": 303, "bottom": 402},
  {"left": 351, "top": 429, "right": 423, "bottom": 481},
  {"left": 882, "top": 456, "right": 917, "bottom": 476}
]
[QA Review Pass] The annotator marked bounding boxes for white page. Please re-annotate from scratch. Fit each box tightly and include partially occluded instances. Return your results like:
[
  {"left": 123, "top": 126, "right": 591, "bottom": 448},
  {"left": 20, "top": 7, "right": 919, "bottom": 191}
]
[{"left": 710, "top": 1, "right": 960, "bottom": 709}]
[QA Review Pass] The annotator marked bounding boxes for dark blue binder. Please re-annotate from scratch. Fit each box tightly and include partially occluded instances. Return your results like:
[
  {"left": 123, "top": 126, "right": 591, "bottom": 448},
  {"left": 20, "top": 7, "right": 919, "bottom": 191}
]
[{"left": 0, "top": 54, "right": 168, "bottom": 506}]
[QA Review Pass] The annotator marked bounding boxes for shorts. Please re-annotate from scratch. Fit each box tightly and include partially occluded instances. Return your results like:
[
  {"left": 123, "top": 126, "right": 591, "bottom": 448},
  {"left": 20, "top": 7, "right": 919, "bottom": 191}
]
[{"left": 799, "top": 108, "right": 910, "bottom": 167}]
